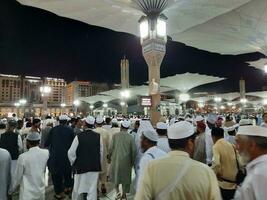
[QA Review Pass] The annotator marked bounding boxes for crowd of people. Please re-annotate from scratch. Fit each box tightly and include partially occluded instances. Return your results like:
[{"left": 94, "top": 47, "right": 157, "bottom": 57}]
[{"left": 0, "top": 112, "right": 267, "bottom": 200}]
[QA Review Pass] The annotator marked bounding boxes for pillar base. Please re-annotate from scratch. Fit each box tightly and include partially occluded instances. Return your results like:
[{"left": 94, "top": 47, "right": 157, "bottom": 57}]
[{"left": 150, "top": 93, "right": 161, "bottom": 126}]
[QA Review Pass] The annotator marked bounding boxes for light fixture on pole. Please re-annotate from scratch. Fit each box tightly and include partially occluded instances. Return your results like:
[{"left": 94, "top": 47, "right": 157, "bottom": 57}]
[
  {"left": 198, "top": 102, "right": 204, "bottom": 108},
  {"left": 240, "top": 98, "right": 247, "bottom": 104},
  {"left": 214, "top": 97, "right": 222, "bottom": 103},
  {"left": 14, "top": 102, "right": 20, "bottom": 107},
  {"left": 40, "top": 85, "right": 52, "bottom": 117},
  {"left": 120, "top": 90, "right": 130, "bottom": 115},
  {"left": 264, "top": 64, "right": 267, "bottom": 73},
  {"left": 139, "top": 12, "right": 167, "bottom": 126},
  {"left": 73, "top": 100, "right": 80, "bottom": 116},
  {"left": 89, "top": 105, "right": 94, "bottom": 115},
  {"left": 179, "top": 93, "right": 190, "bottom": 102},
  {"left": 60, "top": 103, "right": 66, "bottom": 114}
]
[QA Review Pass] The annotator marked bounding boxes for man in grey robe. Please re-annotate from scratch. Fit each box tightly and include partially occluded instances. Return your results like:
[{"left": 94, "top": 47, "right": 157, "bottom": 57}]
[
  {"left": 0, "top": 148, "right": 11, "bottom": 200},
  {"left": 109, "top": 120, "right": 136, "bottom": 200}
]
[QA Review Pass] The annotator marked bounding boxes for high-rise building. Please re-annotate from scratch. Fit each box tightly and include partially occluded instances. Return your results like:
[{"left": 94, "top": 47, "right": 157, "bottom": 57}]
[
  {"left": 22, "top": 76, "right": 43, "bottom": 103},
  {"left": 91, "top": 82, "right": 111, "bottom": 96},
  {"left": 44, "top": 77, "right": 66, "bottom": 104},
  {"left": 0, "top": 74, "right": 21, "bottom": 103},
  {"left": 66, "top": 81, "right": 92, "bottom": 106},
  {"left": 120, "top": 56, "right": 129, "bottom": 89}
]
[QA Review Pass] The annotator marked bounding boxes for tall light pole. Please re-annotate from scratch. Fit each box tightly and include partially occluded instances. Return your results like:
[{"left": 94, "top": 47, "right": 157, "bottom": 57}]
[
  {"left": 120, "top": 90, "right": 130, "bottom": 116},
  {"left": 139, "top": 13, "right": 167, "bottom": 125},
  {"left": 73, "top": 100, "right": 80, "bottom": 116},
  {"left": 89, "top": 105, "right": 94, "bottom": 115},
  {"left": 60, "top": 103, "right": 66, "bottom": 115},
  {"left": 19, "top": 99, "right": 27, "bottom": 117},
  {"left": 40, "top": 85, "right": 52, "bottom": 117}
]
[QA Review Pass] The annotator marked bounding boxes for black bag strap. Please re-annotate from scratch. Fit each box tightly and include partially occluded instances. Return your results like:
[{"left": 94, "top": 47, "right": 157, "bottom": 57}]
[
  {"left": 232, "top": 145, "right": 240, "bottom": 170},
  {"left": 147, "top": 153, "right": 155, "bottom": 159}
]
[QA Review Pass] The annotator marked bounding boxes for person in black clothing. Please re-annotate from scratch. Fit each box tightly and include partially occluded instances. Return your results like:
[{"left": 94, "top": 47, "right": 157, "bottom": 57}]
[
  {"left": 0, "top": 120, "right": 22, "bottom": 181},
  {"left": 45, "top": 115, "right": 75, "bottom": 199},
  {"left": 68, "top": 116, "right": 102, "bottom": 200}
]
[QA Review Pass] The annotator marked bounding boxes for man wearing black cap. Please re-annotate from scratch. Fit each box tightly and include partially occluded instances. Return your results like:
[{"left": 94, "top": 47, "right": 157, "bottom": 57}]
[{"left": 9, "top": 132, "right": 49, "bottom": 200}]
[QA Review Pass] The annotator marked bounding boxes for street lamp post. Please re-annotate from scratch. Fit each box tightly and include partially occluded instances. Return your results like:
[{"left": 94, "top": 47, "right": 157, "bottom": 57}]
[
  {"left": 19, "top": 99, "right": 27, "bottom": 117},
  {"left": 60, "top": 103, "right": 66, "bottom": 115},
  {"left": 120, "top": 90, "right": 130, "bottom": 116},
  {"left": 89, "top": 105, "right": 94, "bottom": 115},
  {"left": 40, "top": 86, "right": 52, "bottom": 117},
  {"left": 73, "top": 100, "right": 80, "bottom": 116},
  {"left": 139, "top": 13, "right": 167, "bottom": 126}
]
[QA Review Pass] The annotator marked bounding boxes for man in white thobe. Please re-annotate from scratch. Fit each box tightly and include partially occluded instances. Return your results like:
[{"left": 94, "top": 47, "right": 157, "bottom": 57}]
[
  {"left": 234, "top": 126, "right": 267, "bottom": 200},
  {"left": 68, "top": 116, "right": 103, "bottom": 200},
  {"left": 9, "top": 132, "right": 49, "bottom": 200},
  {"left": 94, "top": 116, "right": 110, "bottom": 194},
  {"left": 156, "top": 122, "right": 171, "bottom": 153},
  {"left": 0, "top": 148, "right": 11, "bottom": 200},
  {"left": 136, "top": 129, "right": 167, "bottom": 191}
]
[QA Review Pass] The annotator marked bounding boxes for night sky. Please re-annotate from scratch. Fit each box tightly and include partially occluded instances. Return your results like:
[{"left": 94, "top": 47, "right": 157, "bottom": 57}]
[{"left": 1, "top": 0, "right": 267, "bottom": 93}]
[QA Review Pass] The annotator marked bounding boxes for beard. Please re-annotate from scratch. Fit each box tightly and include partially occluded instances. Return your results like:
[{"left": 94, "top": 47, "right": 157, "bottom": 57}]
[{"left": 239, "top": 151, "right": 251, "bottom": 165}]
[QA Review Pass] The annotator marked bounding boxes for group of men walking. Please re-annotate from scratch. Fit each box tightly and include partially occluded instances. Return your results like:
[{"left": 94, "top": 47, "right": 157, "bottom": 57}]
[{"left": 1, "top": 112, "right": 267, "bottom": 200}]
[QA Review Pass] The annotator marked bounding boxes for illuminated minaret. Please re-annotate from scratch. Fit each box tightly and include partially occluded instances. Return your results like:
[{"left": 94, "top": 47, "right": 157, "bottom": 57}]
[
  {"left": 120, "top": 55, "right": 129, "bottom": 89},
  {"left": 239, "top": 77, "right": 246, "bottom": 100},
  {"left": 120, "top": 56, "right": 129, "bottom": 115}
]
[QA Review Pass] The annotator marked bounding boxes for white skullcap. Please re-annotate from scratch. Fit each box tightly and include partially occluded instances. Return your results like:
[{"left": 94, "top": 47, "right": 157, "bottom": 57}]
[
  {"left": 85, "top": 116, "right": 95, "bottom": 125},
  {"left": 156, "top": 122, "right": 167, "bottom": 130},
  {"left": 142, "top": 130, "right": 158, "bottom": 142},
  {"left": 26, "top": 132, "right": 41, "bottom": 141},
  {"left": 121, "top": 120, "right": 131, "bottom": 129},
  {"left": 195, "top": 115, "right": 204, "bottom": 122},
  {"left": 168, "top": 121, "right": 194, "bottom": 139},
  {"left": 59, "top": 115, "right": 69, "bottom": 121},
  {"left": 186, "top": 118, "right": 193, "bottom": 123},
  {"left": 207, "top": 114, "right": 217, "bottom": 124},
  {"left": 111, "top": 118, "right": 118, "bottom": 124},
  {"left": 169, "top": 118, "right": 176, "bottom": 126},
  {"left": 224, "top": 124, "right": 239, "bottom": 132},
  {"left": 96, "top": 116, "right": 104, "bottom": 124},
  {"left": 237, "top": 126, "right": 267, "bottom": 138},
  {"left": 239, "top": 119, "right": 253, "bottom": 126}
]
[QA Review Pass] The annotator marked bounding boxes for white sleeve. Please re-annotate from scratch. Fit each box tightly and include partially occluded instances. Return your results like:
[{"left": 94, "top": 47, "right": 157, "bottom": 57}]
[
  {"left": 17, "top": 134, "right": 23, "bottom": 153},
  {"left": 100, "top": 136, "right": 104, "bottom": 163},
  {"left": 68, "top": 136, "right": 79, "bottom": 166},
  {"left": 137, "top": 155, "right": 152, "bottom": 192},
  {"left": 9, "top": 155, "right": 24, "bottom": 194}
]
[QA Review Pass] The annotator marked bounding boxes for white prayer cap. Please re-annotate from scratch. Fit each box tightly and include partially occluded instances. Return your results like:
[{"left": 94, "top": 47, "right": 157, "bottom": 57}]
[
  {"left": 168, "top": 121, "right": 194, "bottom": 139},
  {"left": 237, "top": 126, "right": 267, "bottom": 138},
  {"left": 239, "top": 119, "right": 253, "bottom": 126},
  {"left": 59, "top": 115, "right": 69, "bottom": 121},
  {"left": 186, "top": 118, "right": 193, "bottom": 123},
  {"left": 142, "top": 130, "right": 158, "bottom": 142},
  {"left": 207, "top": 113, "right": 217, "bottom": 124},
  {"left": 169, "top": 118, "right": 176, "bottom": 126},
  {"left": 85, "top": 116, "right": 95, "bottom": 125},
  {"left": 26, "top": 132, "right": 41, "bottom": 141},
  {"left": 121, "top": 120, "right": 131, "bottom": 129},
  {"left": 156, "top": 122, "right": 167, "bottom": 130},
  {"left": 225, "top": 124, "right": 239, "bottom": 132},
  {"left": 111, "top": 118, "right": 118, "bottom": 124},
  {"left": 195, "top": 115, "right": 204, "bottom": 122},
  {"left": 96, "top": 116, "right": 104, "bottom": 124}
]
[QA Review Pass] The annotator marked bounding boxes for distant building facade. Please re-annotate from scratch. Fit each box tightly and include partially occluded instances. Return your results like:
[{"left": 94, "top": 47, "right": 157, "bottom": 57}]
[{"left": 66, "top": 81, "right": 92, "bottom": 106}]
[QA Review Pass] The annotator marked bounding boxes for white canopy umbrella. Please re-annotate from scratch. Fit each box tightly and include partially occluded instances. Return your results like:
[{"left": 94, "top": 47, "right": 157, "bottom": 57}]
[{"left": 18, "top": 0, "right": 267, "bottom": 55}]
